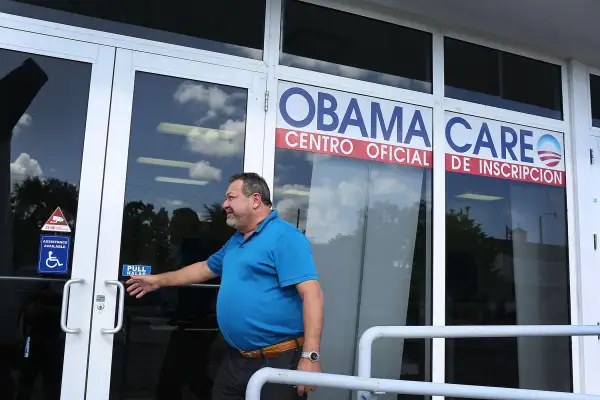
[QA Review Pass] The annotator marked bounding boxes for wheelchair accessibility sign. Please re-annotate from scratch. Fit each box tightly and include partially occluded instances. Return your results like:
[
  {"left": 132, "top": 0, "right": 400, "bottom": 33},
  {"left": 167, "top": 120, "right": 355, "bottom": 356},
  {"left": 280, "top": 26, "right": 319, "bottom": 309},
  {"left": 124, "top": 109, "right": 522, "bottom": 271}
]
[{"left": 38, "top": 235, "right": 70, "bottom": 274}]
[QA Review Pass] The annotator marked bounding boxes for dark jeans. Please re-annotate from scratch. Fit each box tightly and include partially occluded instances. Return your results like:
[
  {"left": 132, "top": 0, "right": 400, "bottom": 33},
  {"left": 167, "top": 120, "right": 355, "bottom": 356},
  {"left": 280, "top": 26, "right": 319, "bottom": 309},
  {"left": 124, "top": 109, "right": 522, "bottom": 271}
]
[{"left": 212, "top": 344, "right": 307, "bottom": 400}]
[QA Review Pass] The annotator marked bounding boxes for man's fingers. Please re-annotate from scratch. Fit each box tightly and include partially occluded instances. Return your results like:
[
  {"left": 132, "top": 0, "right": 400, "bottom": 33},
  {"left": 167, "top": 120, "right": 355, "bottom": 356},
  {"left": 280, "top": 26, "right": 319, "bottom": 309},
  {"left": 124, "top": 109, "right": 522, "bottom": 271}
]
[
  {"left": 126, "top": 283, "right": 139, "bottom": 292},
  {"left": 135, "top": 290, "right": 146, "bottom": 299},
  {"left": 297, "top": 385, "right": 305, "bottom": 396},
  {"left": 129, "top": 287, "right": 143, "bottom": 297}
]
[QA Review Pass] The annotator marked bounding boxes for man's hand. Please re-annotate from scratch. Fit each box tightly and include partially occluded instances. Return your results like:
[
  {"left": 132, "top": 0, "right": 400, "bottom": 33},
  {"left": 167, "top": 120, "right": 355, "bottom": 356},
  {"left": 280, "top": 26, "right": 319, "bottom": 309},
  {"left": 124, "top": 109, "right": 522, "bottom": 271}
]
[
  {"left": 126, "top": 274, "right": 161, "bottom": 298},
  {"left": 296, "top": 357, "right": 321, "bottom": 396}
]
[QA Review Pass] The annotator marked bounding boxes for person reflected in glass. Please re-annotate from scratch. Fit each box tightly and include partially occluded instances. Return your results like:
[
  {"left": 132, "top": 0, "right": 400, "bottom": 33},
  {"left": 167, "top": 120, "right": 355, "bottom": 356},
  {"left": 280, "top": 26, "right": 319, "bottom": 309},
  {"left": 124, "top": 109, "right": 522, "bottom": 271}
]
[{"left": 126, "top": 172, "right": 324, "bottom": 399}]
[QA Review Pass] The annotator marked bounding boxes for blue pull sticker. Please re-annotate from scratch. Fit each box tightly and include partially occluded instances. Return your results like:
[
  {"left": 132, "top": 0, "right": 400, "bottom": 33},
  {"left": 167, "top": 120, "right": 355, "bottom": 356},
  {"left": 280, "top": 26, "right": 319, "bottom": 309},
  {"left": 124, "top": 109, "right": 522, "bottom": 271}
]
[{"left": 122, "top": 264, "right": 151, "bottom": 276}]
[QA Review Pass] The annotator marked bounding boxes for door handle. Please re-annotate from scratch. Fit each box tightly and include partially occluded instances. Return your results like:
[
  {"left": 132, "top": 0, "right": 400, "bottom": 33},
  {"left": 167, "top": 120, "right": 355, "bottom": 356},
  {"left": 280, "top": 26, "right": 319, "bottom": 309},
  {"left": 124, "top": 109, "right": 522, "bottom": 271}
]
[
  {"left": 60, "top": 278, "right": 85, "bottom": 334},
  {"left": 101, "top": 280, "right": 125, "bottom": 334}
]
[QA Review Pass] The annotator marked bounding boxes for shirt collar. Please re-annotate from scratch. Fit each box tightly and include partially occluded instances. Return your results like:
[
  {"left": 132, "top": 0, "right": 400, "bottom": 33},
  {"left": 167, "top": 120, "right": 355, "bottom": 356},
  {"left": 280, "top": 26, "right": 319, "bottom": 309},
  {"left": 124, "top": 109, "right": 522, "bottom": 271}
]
[
  {"left": 254, "top": 209, "right": 278, "bottom": 234},
  {"left": 235, "top": 209, "right": 278, "bottom": 238}
]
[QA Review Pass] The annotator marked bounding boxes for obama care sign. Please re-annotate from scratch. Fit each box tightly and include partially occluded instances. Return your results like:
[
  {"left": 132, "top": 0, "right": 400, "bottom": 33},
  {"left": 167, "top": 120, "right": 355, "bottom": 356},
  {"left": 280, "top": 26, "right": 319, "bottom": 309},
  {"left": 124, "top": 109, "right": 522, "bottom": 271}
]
[
  {"left": 276, "top": 81, "right": 433, "bottom": 168},
  {"left": 276, "top": 82, "right": 565, "bottom": 187},
  {"left": 445, "top": 112, "right": 565, "bottom": 187}
]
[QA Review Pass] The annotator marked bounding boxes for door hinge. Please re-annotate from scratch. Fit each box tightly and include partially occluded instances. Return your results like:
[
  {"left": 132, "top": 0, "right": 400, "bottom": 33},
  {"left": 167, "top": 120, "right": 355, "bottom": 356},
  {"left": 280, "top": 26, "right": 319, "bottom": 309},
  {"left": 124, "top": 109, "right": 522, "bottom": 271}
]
[
  {"left": 264, "top": 91, "right": 269, "bottom": 112},
  {"left": 594, "top": 234, "right": 598, "bottom": 250},
  {"left": 591, "top": 149, "right": 595, "bottom": 164}
]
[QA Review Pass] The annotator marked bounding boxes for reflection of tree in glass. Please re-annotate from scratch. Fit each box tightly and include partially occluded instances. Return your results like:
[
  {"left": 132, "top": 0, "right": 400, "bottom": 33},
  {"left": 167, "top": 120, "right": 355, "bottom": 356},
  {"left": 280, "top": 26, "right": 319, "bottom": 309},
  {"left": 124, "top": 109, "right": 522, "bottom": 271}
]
[
  {"left": 10, "top": 177, "right": 78, "bottom": 272},
  {"left": 446, "top": 208, "right": 503, "bottom": 324},
  {"left": 119, "top": 201, "right": 235, "bottom": 278},
  {"left": 120, "top": 201, "right": 170, "bottom": 274},
  {"left": 202, "top": 203, "right": 236, "bottom": 247}
]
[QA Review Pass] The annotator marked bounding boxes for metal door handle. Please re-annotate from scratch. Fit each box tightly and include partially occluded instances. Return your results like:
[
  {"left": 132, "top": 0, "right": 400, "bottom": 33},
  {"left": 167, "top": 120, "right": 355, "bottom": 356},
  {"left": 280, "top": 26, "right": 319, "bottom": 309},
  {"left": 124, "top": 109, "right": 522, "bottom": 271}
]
[
  {"left": 60, "top": 278, "right": 84, "bottom": 334},
  {"left": 101, "top": 280, "right": 125, "bottom": 334}
]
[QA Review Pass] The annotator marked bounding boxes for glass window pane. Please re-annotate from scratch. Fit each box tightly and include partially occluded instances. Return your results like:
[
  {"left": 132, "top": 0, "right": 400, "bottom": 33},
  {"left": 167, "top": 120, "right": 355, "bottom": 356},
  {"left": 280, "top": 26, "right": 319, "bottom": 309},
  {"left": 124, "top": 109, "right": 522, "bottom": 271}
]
[
  {"left": 281, "top": 0, "right": 432, "bottom": 93},
  {"left": 445, "top": 112, "right": 571, "bottom": 395},
  {"left": 445, "top": 38, "right": 563, "bottom": 120},
  {"left": 110, "top": 72, "right": 248, "bottom": 398},
  {"left": 0, "top": 0, "right": 266, "bottom": 59},
  {"left": 0, "top": 48, "right": 91, "bottom": 398},
  {"left": 589, "top": 74, "right": 600, "bottom": 128},
  {"left": 274, "top": 81, "right": 433, "bottom": 399}
]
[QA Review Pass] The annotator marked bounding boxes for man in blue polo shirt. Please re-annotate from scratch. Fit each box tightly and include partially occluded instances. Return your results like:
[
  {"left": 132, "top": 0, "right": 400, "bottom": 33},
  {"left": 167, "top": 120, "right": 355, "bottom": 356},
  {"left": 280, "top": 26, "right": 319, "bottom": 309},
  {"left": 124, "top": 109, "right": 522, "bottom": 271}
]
[{"left": 126, "top": 172, "right": 324, "bottom": 399}]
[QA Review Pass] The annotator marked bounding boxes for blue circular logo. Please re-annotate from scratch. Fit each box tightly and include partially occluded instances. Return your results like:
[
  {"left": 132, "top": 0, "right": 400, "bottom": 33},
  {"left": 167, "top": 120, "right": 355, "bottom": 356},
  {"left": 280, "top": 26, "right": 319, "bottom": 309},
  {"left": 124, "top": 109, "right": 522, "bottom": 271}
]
[{"left": 536, "top": 134, "right": 562, "bottom": 168}]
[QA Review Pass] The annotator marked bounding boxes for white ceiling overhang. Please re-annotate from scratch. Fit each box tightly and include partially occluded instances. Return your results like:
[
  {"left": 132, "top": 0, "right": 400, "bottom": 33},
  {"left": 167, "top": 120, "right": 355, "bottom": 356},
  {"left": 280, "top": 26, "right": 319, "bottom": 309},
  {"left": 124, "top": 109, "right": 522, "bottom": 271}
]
[{"left": 324, "top": 0, "right": 600, "bottom": 69}]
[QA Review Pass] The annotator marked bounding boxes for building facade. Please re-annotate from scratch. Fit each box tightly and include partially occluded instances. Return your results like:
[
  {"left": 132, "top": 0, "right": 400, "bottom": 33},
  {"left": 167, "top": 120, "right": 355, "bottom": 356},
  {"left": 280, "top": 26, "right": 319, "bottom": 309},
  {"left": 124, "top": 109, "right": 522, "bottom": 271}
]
[{"left": 0, "top": 1, "right": 599, "bottom": 399}]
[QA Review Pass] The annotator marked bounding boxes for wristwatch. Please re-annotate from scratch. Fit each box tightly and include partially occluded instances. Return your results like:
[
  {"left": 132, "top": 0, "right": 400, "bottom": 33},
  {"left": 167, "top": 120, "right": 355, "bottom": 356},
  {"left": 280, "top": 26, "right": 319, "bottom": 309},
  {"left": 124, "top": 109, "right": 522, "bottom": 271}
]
[{"left": 301, "top": 351, "right": 320, "bottom": 362}]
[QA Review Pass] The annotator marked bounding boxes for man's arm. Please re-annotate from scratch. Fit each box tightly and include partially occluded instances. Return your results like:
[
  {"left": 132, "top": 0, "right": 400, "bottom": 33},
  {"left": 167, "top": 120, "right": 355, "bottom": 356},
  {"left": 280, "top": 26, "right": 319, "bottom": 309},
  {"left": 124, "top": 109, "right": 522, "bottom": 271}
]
[
  {"left": 127, "top": 240, "right": 227, "bottom": 298},
  {"left": 296, "top": 280, "right": 324, "bottom": 353},
  {"left": 126, "top": 261, "right": 218, "bottom": 298},
  {"left": 272, "top": 230, "right": 323, "bottom": 350},
  {"left": 156, "top": 261, "right": 217, "bottom": 287}
]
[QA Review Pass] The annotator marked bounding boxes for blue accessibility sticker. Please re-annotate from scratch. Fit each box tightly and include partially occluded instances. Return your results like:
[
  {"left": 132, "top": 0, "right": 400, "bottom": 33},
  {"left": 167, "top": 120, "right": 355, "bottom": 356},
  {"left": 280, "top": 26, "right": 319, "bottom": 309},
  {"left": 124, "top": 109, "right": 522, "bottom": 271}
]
[
  {"left": 38, "top": 235, "right": 70, "bottom": 274},
  {"left": 122, "top": 264, "right": 151, "bottom": 276}
]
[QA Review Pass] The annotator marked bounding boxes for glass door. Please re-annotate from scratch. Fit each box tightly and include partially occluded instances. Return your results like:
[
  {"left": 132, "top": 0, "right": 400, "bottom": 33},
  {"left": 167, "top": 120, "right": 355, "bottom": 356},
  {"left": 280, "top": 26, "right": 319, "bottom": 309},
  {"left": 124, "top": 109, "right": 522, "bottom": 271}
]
[
  {"left": 0, "top": 28, "right": 114, "bottom": 399},
  {"left": 86, "top": 48, "right": 266, "bottom": 399}
]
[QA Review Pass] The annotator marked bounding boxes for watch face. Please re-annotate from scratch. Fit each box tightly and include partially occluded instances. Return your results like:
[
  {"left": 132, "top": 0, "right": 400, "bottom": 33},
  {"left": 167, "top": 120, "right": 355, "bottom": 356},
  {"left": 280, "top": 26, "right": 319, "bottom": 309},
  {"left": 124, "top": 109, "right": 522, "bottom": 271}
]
[{"left": 310, "top": 352, "right": 319, "bottom": 362}]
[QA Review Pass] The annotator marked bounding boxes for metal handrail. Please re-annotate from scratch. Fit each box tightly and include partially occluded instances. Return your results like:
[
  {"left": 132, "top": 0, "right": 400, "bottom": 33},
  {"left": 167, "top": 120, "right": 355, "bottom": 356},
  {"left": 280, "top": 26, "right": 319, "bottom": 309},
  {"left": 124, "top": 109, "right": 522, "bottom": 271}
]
[
  {"left": 246, "top": 368, "right": 600, "bottom": 400},
  {"left": 357, "top": 324, "right": 600, "bottom": 399},
  {"left": 245, "top": 324, "right": 600, "bottom": 400}
]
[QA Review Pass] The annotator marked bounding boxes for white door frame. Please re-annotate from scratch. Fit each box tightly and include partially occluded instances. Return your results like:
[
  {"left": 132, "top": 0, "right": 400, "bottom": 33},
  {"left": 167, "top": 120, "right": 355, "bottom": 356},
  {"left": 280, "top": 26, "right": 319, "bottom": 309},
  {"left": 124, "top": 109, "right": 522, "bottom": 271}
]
[
  {"left": 85, "top": 47, "right": 267, "bottom": 399},
  {"left": 0, "top": 27, "right": 114, "bottom": 400}
]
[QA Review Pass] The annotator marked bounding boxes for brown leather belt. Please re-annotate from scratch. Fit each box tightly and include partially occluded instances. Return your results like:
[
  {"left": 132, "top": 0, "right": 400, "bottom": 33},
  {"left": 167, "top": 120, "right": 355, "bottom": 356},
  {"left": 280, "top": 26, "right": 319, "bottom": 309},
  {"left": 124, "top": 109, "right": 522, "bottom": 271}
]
[{"left": 240, "top": 337, "right": 304, "bottom": 359}]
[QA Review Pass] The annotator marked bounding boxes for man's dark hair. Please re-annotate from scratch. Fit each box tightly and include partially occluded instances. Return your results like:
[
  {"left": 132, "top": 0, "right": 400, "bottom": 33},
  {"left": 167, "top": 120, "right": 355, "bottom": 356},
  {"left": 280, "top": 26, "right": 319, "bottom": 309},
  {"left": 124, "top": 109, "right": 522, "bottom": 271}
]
[{"left": 229, "top": 172, "right": 272, "bottom": 207}]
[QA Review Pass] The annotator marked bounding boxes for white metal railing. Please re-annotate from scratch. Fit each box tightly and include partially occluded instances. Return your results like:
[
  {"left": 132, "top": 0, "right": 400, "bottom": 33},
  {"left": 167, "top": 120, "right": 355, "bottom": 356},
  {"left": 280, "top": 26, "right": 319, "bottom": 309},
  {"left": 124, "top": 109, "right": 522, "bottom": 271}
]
[
  {"left": 246, "top": 324, "right": 600, "bottom": 400},
  {"left": 246, "top": 368, "right": 600, "bottom": 400},
  {"left": 357, "top": 325, "right": 600, "bottom": 400}
]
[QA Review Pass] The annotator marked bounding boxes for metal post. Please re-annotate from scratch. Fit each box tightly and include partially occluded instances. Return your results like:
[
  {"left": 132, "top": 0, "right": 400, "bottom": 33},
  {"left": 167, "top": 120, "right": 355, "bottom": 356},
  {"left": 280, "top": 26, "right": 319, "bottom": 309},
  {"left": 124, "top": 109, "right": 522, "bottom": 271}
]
[
  {"left": 357, "top": 325, "right": 600, "bottom": 400},
  {"left": 246, "top": 368, "right": 600, "bottom": 400}
]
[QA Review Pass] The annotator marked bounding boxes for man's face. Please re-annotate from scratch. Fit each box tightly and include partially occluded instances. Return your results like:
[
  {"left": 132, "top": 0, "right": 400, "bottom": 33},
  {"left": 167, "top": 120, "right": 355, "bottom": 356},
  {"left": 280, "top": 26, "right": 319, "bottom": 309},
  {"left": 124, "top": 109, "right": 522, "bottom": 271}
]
[{"left": 222, "top": 180, "right": 256, "bottom": 229}]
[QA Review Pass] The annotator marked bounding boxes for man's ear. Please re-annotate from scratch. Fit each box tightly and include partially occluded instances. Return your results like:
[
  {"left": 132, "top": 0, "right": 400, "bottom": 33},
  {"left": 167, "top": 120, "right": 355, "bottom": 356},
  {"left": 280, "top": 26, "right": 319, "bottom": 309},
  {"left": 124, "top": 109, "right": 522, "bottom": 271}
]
[{"left": 252, "top": 193, "right": 262, "bottom": 209}]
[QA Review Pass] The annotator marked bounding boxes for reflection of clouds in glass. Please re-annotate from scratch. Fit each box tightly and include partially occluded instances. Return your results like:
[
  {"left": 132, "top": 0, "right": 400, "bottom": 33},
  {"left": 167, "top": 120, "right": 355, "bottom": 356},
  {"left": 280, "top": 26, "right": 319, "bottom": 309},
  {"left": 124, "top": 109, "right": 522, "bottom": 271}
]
[
  {"left": 280, "top": 54, "right": 432, "bottom": 93},
  {"left": 173, "top": 81, "right": 246, "bottom": 124},
  {"left": 166, "top": 199, "right": 185, "bottom": 207},
  {"left": 189, "top": 160, "right": 222, "bottom": 181},
  {"left": 186, "top": 118, "right": 245, "bottom": 157},
  {"left": 13, "top": 113, "right": 32, "bottom": 135},
  {"left": 11, "top": 152, "right": 42, "bottom": 183},
  {"left": 275, "top": 161, "right": 420, "bottom": 244},
  {"left": 222, "top": 43, "right": 263, "bottom": 60},
  {"left": 304, "top": 152, "right": 332, "bottom": 163},
  {"left": 171, "top": 80, "right": 247, "bottom": 157}
]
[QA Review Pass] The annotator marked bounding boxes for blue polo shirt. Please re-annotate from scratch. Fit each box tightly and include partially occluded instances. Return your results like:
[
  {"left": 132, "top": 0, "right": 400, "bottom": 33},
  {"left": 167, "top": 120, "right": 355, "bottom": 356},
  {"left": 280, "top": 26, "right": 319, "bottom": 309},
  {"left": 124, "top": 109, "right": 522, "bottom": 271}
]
[{"left": 206, "top": 210, "right": 318, "bottom": 351}]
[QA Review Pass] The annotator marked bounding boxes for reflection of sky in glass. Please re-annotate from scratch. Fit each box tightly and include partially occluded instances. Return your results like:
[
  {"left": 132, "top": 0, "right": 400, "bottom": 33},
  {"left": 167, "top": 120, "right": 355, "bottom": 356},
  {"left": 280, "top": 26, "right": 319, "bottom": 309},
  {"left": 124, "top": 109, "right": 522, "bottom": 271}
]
[
  {"left": 273, "top": 148, "right": 430, "bottom": 244},
  {"left": 280, "top": 54, "right": 432, "bottom": 93},
  {"left": 125, "top": 73, "right": 248, "bottom": 216},
  {"left": 446, "top": 86, "right": 563, "bottom": 120}
]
